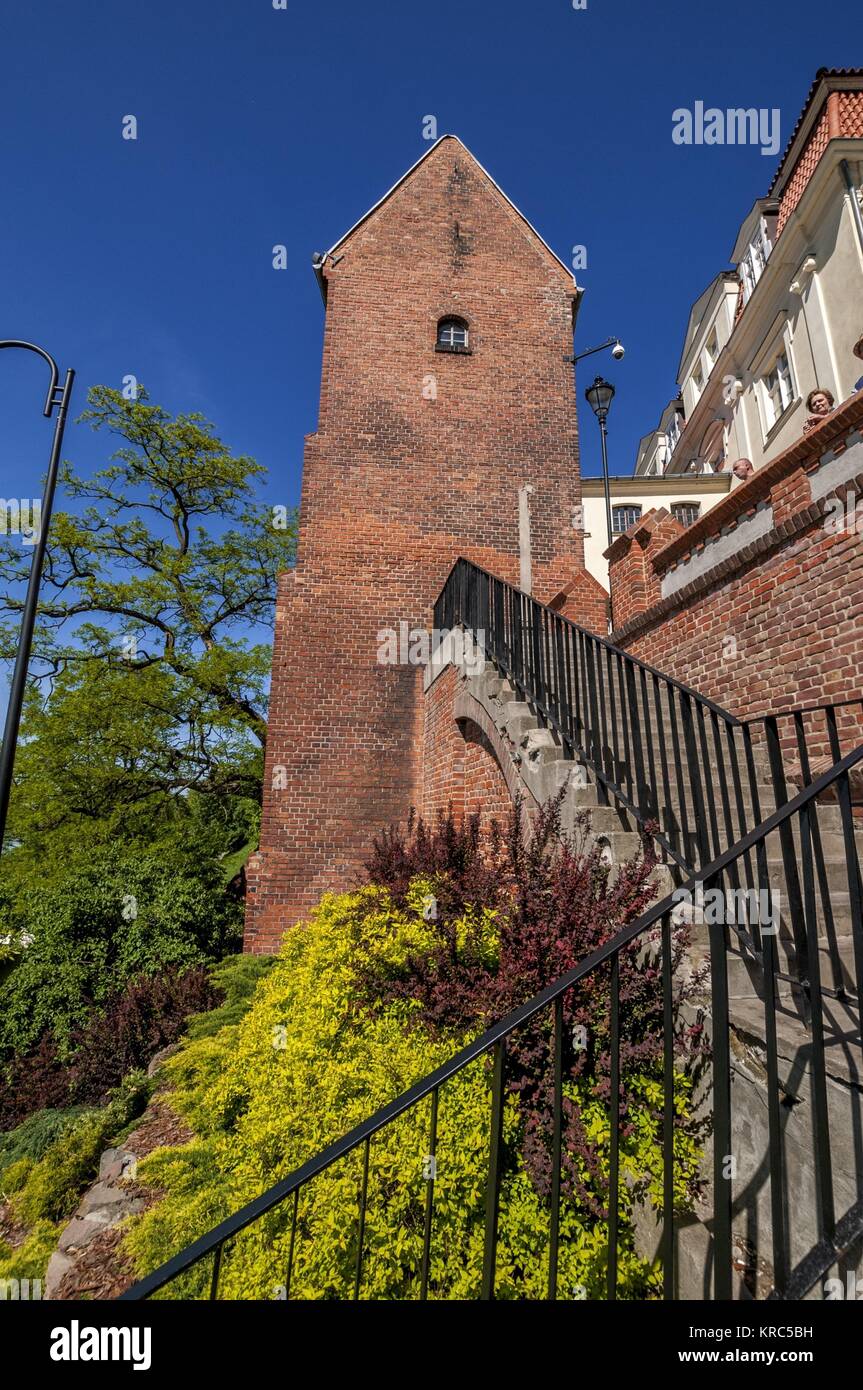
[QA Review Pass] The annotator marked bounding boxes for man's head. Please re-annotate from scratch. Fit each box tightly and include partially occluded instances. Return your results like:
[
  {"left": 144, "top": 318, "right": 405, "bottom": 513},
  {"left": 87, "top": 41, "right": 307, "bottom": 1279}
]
[
  {"left": 731, "top": 457, "right": 754, "bottom": 482},
  {"left": 853, "top": 335, "right": 863, "bottom": 363}
]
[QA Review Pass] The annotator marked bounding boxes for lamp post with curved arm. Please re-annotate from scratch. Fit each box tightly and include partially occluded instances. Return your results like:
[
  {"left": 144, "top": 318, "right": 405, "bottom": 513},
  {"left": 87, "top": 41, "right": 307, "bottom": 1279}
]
[
  {"left": 585, "top": 375, "right": 616, "bottom": 633},
  {"left": 0, "top": 341, "right": 75, "bottom": 853}
]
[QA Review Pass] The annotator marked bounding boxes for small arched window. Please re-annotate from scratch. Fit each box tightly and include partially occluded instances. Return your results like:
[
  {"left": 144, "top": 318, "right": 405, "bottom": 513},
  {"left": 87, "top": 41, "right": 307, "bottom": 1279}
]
[{"left": 436, "top": 317, "right": 469, "bottom": 352}]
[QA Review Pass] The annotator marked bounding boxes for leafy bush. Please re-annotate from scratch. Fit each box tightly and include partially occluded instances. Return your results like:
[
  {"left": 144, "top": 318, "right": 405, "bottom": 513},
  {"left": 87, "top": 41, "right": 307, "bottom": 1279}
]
[
  {"left": 183, "top": 954, "right": 275, "bottom": 1041},
  {"left": 12, "top": 1072, "right": 150, "bottom": 1226},
  {"left": 0, "top": 1220, "right": 61, "bottom": 1286},
  {"left": 70, "top": 968, "right": 221, "bottom": 1106},
  {"left": 124, "top": 816, "right": 702, "bottom": 1299},
  {"left": 0, "top": 847, "right": 242, "bottom": 1060},
  {"left": 2, "top": 1157, "right": 34, "bottom": 1195},
  {"left": 0, "top": 1037, "right": 71, "bottom": 1124},
  {"left": 362, "top": 800, "right": 707, "bottom": 1216},
  {"left": 0, "top": 1106, "right": 92, "bottom": 1183},
  {"left": 0, "top": 967, "right": 223, "bottom": 1131}
]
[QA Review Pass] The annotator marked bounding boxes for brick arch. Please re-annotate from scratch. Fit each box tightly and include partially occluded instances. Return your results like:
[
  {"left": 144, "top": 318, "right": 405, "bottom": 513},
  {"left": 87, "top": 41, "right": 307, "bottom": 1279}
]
[
  {"left": 422, "top": 665, "right": 519, "bottom": 830},
  {"left": 461, "top": 719, "right": 514, "bottom": 829}
]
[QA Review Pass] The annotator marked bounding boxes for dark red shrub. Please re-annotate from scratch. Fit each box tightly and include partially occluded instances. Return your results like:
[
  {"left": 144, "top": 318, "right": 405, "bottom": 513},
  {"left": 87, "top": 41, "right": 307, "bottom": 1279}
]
[
  {"left": 0, "top": 1034, "right": 71, "bottom": 1127},
  {"left": 361, "top": 793, "right": 708, "bottom": 1216},
  {"left": 0, "top": 966, "right": 222, "bottom": 1130},
  {"left": 68, "top": 966, "right": 221, "bottom": 1105}
]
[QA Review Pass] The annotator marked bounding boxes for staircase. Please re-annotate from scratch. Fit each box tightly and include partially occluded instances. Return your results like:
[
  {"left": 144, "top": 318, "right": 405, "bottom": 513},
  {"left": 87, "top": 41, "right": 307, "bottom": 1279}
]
[
  {"left": 467, "top": 652, "right": 863, "bottom": 1015},
  {"left": 119, "top": 558, "right": 863, "bottom": 1303},
  {"left": 455, "top": 648, "right": 863, "bottom": 1294},
  {"left": 439, "top": 557, "right": 863, "bottom": 1296}
]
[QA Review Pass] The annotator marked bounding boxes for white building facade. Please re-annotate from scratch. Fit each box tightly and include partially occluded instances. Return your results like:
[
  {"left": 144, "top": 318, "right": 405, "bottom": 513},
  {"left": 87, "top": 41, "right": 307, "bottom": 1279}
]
[
  {"left": 580, "top": 474, "right": 731, "bottom": 591},
  {"left": 634, "top": 69, "right": 863, "bottom": 483}
]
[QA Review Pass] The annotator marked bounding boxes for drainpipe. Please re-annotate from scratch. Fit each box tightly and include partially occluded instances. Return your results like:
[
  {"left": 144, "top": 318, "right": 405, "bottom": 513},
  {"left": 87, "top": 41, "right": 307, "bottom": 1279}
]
[
  {"left": 840, "top": 160, "right": 863, "bottom": 260},
  {"left": 518, "top": 484, "right": 534, "bottom": 594}
]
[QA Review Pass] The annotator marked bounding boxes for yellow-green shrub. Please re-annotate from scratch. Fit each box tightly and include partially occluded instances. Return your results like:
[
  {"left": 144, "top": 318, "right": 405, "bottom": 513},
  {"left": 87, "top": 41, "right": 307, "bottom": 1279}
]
[
  {"left": 0, "top": 1156, "right": 34, "bottom": 1195},
  {"left": 0, "top": 1220, "right": 61, "bottom": 1286},
  {"left": 12, "top": 1072, "right": 150, "bottom": 1225},
  {"left": 125, "top": 884, "right": 696, "bottom": 1299}
]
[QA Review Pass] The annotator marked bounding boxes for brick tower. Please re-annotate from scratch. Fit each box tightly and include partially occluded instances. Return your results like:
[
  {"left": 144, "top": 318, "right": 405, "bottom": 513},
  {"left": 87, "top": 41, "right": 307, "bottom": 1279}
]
[{"left": 245, "top": 136, "right": 596, "bottom": 951}]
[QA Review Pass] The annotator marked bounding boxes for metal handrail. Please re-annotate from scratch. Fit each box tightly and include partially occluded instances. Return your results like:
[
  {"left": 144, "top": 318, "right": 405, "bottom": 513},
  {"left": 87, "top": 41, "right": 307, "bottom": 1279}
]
[
  {"left": 435, "top": 558, "right": 862, "bottom": 1001},
  {"left": 435, "top": 556, "right": 740, "bottom": 725},
  {"left": 741, "top": 697, "right": 863, "bottom": 724},
  {"left": 121, "top": 741, "right": 863, "bottom": 1302},
  {"left": 435, "top": 558, "right": 746, "bottom": 881}
]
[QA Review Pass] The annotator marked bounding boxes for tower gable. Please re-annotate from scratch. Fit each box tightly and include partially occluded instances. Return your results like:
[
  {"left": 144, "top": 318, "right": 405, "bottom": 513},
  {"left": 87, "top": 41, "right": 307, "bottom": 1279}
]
[{"left": 325, "top": 136, "right": 578, "bottom": 292}]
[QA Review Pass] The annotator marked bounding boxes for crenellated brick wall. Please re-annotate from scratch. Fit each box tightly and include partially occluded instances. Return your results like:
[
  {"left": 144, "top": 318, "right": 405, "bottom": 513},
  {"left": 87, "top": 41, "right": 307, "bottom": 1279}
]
[
  {"left": 548, "top": 566, "right": 610, "bottom": 635},
  {"left": 607, "top": 393, "right": 863, "bottom": 754},
  {"left": 603, "top": 510, "right": 685, "bottom": 630}
]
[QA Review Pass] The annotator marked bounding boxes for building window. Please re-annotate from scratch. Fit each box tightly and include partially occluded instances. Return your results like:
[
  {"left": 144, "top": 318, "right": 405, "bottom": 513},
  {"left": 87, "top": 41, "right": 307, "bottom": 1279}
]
[
  {"left": 612, "top": 504, "right": 642, "bottom": 534},
  {"left": 671, "top": 501, "right": 701, "bottom": 528},
  {"left": 700, "top": 419, "right": 726, "bottom": 473},
  {"left": 665, "top": 412, "right": 682, "bottom": 456},
  {"left": 692, "top": 364, "right": 704, "bottom": 403},
  {"left": 436, "top": 317, "right": 469, "bottom": 352},
  {"left": 705, "top": 330, "right": 719, "bottom": 367},
  {"left": 762, "top": 350, "right": 795, "bottom": 429},
  {"left": 740, "top": 222, "right": 772, "bottom": 303}
]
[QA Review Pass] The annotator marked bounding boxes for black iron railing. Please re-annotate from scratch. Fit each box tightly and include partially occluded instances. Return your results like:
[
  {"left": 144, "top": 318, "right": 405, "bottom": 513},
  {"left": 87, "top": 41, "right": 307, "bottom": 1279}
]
[
  {"left": 435, "top": 560, "right": 861, "bottom": 874},
  {"left": 435, "top": 557, "right": 742, "bottom": 874},
  {"left": 435, "top": 558, "right": 863, "bottom": 1010},
  {"left": 121, "top": 745, "right": 863, "bottom": 1302}
]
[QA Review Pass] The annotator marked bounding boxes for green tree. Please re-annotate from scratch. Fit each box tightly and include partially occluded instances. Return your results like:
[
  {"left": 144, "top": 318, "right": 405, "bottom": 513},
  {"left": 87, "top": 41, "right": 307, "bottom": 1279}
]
[
  {"left": 0, "top": 844, "right": 244, "bottom": 1059},
  {"left": 0, "top": 385, "right": 295, "bottom": 858}
]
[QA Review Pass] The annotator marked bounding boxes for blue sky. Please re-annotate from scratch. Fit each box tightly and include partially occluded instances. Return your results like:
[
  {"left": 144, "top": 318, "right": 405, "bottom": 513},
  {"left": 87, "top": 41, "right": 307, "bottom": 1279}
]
[{"left": 0, "top": 0, "right": 859, "bottom": 511}]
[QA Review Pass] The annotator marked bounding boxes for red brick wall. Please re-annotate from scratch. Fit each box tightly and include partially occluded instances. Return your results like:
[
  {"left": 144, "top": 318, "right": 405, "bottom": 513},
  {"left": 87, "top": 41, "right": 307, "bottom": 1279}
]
[
  {"left": 608, "top": 396, "right": 863, "bottom": 759},
  {"left": 605, "top": 509, "right": 684, "bottom": 630},
  {"left": 464, "top": 730, "right": 512, "bottom": 827},
  {"left": 548, "top": 566, "right": 610, "bottom": 635},
  {"left": 422, "top": 664, "right": 512, "bottom": 832},
  {"left": 246, "top": 138, "right": 584, "bottom": 951},
  {"left": 421, "top": 665, "right": 466, "bottom": 821}
]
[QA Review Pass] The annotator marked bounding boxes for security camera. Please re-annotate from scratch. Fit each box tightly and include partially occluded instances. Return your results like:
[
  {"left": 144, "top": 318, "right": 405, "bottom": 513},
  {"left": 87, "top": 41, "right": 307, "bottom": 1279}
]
[{"left": 611, "top": 341, "right": 625, "bottom": 361}]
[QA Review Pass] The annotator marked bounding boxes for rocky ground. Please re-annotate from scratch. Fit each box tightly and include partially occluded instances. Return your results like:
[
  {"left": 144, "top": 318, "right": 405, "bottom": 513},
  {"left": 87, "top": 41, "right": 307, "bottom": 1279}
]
[{"left": 44, "top": 1070, "right": 194, "bottom": 1300}]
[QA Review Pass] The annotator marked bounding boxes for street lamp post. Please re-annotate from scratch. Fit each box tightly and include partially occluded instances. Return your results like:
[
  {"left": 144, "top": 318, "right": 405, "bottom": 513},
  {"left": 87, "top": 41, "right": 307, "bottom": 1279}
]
[
  {"left": 585, "top": 375, "right": 616, "bottom": 632},
  {"left": 0, "top": 342, "right": 75, "bottom": 854},
  {"left": 569, "top": 339, "right": 624, "bottom": 632}
]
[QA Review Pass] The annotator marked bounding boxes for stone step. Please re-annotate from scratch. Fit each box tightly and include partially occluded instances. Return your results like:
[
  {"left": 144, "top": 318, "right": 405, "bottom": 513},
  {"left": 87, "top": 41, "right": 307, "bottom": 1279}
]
[
  {"left": 680, "top": 888, "right": 862, "bottom": 941},
  {"left": 597, "top": 762, "right": 777, "bottom": 803},
  {"left": 726, "top": 937, "right": 860, "bottom": 1002},
  {"left": 729, "top": 991, "right": 862, "bottom": 1088},
  {"left": 586, "top": 827, "right": 645, "bottom": 868},
  {"left": 764, "top": 852, "right": 860, "bottom": 894},
  {"left": 606, "top": 782, "right": 862, "bottom": 851},
  {"left": 755, "top": 866, "right": 862, "bottom": 931}
]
